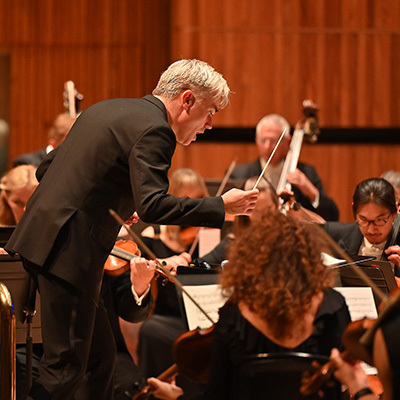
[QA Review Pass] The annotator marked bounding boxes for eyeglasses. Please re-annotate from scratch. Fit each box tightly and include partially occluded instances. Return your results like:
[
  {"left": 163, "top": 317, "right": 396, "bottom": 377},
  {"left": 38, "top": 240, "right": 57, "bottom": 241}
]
[{"left": 355, "top": 214, "right": 392, "bottom": 227}]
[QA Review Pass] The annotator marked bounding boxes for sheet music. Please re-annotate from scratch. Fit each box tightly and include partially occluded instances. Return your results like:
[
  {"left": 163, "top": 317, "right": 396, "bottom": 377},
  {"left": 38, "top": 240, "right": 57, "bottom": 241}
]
[
  {"left": 181, "top": 284, "right": 226, "bottom": 330},
  {"left": 199, "top": 228, "right": 220, "bottom": 257},
  {"left": 334, "top": 287, "right": 378, "bottom": 374},
  {"left": 334, "top": 287, "right": 378, "bottom": 321}
]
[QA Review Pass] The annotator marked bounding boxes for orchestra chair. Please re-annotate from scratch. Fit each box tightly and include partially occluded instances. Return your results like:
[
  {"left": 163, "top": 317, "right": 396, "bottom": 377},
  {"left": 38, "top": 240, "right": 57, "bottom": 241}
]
[{"left": 233, "top": 352, "right": 342, "bottom": 400}]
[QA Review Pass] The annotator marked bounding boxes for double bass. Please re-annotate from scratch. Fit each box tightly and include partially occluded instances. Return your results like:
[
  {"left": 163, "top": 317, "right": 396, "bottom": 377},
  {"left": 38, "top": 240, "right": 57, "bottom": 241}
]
[
  {"left": 276, "top": 99, "right": 320, "bottom": 198},
  {"left": 63, "top": 80, "right": 83, "bottom": 118}
]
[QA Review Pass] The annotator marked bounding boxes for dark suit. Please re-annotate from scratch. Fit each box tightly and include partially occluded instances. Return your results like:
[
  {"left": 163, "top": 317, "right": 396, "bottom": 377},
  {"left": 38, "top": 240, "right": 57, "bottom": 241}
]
[
  {"left": 231, "top": 158, "right": 339, "bottom": 221},
  {"left": 323, "top": 221, "right": 364, "bottom": 255},
  {"left": 15, "top": 271, "right": 152, "bottom": 400},
  {"left": 5, "top": 95, "right": 225, "bottom": 399},
  {"left": 13, "top": 148, "right": 48, "bottom": 167},
  {"left": 324, "top": 221, "right": 400, "bottom": 276}
]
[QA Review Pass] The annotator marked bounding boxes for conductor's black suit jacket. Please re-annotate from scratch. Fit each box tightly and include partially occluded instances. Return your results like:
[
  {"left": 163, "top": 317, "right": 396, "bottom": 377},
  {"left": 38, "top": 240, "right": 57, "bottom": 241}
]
[{"left": 6, "top": 95, "right": 225, "bottom": 302}]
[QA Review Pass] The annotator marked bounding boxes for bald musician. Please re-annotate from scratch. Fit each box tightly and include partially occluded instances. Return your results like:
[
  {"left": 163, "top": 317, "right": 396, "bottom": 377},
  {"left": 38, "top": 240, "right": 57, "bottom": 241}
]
[
  {"left": 230, "top": 114, "right": 339, "bottom": 221},
  {"left": 13, "top": 113, "right": 76, "bottom": 167}
]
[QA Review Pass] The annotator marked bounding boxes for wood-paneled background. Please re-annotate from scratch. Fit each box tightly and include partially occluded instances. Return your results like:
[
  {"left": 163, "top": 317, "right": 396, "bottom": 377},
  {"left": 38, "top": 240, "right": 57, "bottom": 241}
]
[{"left": 1, "top": 0, "right": 399, "bottom": 222}]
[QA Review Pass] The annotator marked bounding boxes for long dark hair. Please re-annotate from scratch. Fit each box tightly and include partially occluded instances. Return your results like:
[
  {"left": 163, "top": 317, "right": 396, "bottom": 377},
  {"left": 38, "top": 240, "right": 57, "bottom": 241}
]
[{"left": 352, "top": 178, "right": 397, "bottom": 217}]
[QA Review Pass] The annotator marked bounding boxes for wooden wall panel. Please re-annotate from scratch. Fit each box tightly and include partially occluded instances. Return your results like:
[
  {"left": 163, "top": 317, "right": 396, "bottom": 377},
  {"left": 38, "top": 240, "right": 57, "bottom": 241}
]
[
  {"left": 0, "top": 0, "right": 170, "bottom": 165},
  {"left": 0, "top": 0, "right": 399, "bottom": 227},
  {"left": 167, "top": 0, "right": 400, "bottom": 225},
  {"left": 170, "top": 0, "right": 400, "bottom": 128}
]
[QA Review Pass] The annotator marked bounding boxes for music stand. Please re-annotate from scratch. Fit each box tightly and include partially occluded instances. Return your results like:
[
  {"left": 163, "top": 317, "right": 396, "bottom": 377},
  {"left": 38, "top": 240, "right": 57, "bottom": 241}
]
[
  {"left": 338, "top": 259, "right": 397, "bottom": 307},
  {"left": 175, "top": 269, "right": 223, "bottom": 331}
]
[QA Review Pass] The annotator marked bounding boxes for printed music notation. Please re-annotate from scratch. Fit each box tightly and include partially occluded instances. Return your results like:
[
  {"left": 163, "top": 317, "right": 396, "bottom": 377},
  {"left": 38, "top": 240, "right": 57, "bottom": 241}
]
[
  {"left": 334, "top": 286, "right": 378, "bottom": 375},
  {"left": 181, "top": 284, "right": 226, "bottom": 330},
  {"left": 334, "top": 286, "right": 378, "bottom": 321}
]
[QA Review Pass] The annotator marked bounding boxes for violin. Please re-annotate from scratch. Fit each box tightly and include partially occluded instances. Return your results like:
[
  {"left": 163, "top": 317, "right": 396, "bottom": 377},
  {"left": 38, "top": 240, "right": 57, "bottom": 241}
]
[
  {"left": 104, "top": 239, "right": 170, "bottom": 282},
  {"left": 178, "top": 226, "right": 199, "bottom": 249},
  {"left": 104, "top": 239, "right": 141, "bottom": 276},
  {"left": 108, "top": 210, "right": 218, "bottom": 400},
  {"left": 300, "top": 287, "right": 400, "bottom": 397},
  {"left": 132, "top": 325, "right": 214, "bottom": 400}
]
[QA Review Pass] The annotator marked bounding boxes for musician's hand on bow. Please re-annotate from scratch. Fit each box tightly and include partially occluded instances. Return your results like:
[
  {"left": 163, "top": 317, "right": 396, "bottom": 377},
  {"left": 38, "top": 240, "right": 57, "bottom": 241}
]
[
  {"left": 160, "top": 252, "right": 192, "bottom": 275},
  {"left": 330, "top": 349, "right": 372, "bottom": 398},
  {"left": 146, "top": 377, "right": 183, "bottom": 400},
  {"left": 277, "top": 188, "right": 295, "bottom": 205},
  {"left": 222, "top": 188, "right": 259, "bottom": 216},
  {"left": 126, "top": 212, "right": 140, "bottom": 225},
  {"left": 117, "top": 212, "right": 140, "bottom": 239},
  {"left": 286, "top": 169, "right": 319, "bottom": 203},
  {"left": 130, "top": 257, "right": 156, "bottom": 297}
]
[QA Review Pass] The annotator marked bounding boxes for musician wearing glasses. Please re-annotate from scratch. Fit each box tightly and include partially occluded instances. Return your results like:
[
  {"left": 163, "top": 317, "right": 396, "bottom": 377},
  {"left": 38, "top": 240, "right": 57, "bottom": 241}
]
[{"left": 324, "top": 177, "right": 400, "bottom": 278}]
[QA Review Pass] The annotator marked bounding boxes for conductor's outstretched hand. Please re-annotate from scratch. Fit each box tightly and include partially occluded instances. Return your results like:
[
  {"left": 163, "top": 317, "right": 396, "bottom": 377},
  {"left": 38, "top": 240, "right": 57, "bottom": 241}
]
[{"left": 222, "top": 188, "right": 259, "bottom": 216}]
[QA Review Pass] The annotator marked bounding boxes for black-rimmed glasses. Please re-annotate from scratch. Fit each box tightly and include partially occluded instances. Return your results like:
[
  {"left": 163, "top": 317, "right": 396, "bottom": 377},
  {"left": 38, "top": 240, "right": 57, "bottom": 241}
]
[{"left": 355, "top": 214, "right": 392, "bottom": 227}]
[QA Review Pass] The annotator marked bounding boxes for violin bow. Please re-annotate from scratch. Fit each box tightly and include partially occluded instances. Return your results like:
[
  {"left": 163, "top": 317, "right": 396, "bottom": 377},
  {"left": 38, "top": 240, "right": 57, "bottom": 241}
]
[
  {"left": 188, "top": 157, "right": 238, "bottom": 257},
  {"left": 252, "top": 128, "right": 287, "bottom": 190},
  {"left": 109, "top": 209, "right": 216, "bottom": 325}
]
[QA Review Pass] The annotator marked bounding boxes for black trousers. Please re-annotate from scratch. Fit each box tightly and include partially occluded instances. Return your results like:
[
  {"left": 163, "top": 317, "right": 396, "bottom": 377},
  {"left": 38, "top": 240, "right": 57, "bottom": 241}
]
[{"left": 24, "top": 261, "right": 116, "bottom": 400}]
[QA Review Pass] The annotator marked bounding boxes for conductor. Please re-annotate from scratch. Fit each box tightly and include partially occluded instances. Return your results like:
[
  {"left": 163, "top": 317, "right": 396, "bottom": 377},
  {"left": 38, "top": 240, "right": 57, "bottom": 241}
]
[{"left": 5, "top": 59, "right": 258, "bottom": 400}]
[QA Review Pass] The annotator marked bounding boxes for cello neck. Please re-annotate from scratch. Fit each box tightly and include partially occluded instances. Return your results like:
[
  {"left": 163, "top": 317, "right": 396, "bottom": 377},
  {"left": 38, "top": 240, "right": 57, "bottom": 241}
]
[{"left": 381, "top": 212, "right": 400, "bottom": 261}]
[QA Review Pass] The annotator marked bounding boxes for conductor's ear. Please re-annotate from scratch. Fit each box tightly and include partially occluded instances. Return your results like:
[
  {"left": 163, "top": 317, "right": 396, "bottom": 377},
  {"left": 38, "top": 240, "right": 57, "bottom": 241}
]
[{"left": 182, "top": 90, "right": 195, "bottom": 111}]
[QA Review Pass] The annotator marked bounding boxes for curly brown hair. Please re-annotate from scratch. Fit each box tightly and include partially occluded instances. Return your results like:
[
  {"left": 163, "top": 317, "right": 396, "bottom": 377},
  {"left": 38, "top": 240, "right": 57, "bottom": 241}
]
[{"left": 220, "top": 211, "right": 337, "bottom": 339}]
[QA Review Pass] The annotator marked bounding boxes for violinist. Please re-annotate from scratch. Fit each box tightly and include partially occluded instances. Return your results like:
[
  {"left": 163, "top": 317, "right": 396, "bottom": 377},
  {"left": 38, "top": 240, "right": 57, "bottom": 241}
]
[
  {"left": 230, "top": 114, "right": 339, "bottom": 221},
  {"left": 5, "top": 59, "right": 258, "bottom": 399},
  {"left": 329, "top": 297, "right": 400, "bottom": 400},
  {"left": 147, "top": 212, "right": 351, "bottom": 400},
  {"left": 324, "top": 177, "right": 400, "bottom": 279}
]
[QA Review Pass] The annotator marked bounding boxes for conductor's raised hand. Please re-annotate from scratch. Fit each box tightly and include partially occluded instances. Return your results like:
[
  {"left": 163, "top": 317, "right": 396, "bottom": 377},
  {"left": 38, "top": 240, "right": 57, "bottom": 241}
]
[
  {"left": 222, "top": 188, "right": 259, "bottom": 216},
  {"left": 130, "top": 257, "right": 156, "bottom": 297}
]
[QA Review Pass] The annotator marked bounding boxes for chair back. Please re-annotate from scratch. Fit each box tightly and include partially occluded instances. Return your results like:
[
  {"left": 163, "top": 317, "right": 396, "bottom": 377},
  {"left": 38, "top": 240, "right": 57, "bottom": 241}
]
[{"left": 234, "top": 352, "right": 342, "bottom": 400}]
